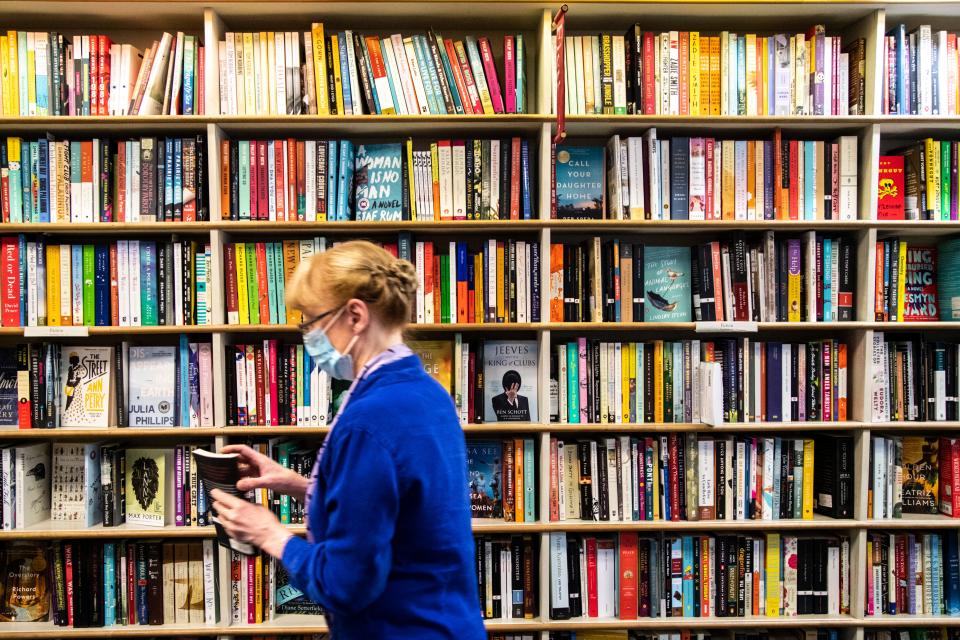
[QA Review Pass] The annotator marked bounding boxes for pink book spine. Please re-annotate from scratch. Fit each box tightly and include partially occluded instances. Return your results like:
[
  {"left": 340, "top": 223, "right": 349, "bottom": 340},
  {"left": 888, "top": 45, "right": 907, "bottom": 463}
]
[
  {"left": 477, "top": 37, "right": 505, "bottom": 113},
  {"left": 822, "top": 341, "right": 833, "bottom": 421},
  {"left": 504, "top": 36, "right": 516, "bottom": 114},
  {"left": 199, "top": 342, "right": 213, "bottom": 426},
  {"left": 705, "top": 138, "right": 715, "bottom": 220},
  {"left": 246, "top": 555, "right": 255, "bottom": 623},
  {"left": 175, "top": 445, "right": 185, "bottom": 525},
  {"left": 269, "top": 339, "right": 279, "bottom": 426},
  {"left": 578, "top": 336, "right": 588, "bottom": 423}
]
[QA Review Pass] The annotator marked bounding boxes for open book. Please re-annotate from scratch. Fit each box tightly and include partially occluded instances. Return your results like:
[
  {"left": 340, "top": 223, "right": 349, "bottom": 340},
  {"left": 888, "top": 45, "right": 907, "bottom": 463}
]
[{"left": 192, "top": 449, "right": 257, "bottom": 556}]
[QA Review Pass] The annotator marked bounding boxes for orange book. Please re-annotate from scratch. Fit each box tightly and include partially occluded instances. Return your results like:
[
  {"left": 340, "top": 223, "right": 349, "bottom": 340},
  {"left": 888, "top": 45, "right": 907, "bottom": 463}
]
[
  {"left": 773, "top": 128, "right": 783, "bottom": 219},
  {"left": 837, "top": 343, "right": 848, "bottom": 421},
  {"left": 457, "top": 267, "right": 468, "bottom": 325},
  {"left": 679, "top": 32, "right": 689, "bottom": 116},
  {"left": 80, "top": 142, "right": 94, "bottom": 212},
  {"left": 286, "top": 138, "right": 298, "bottom": 222},
  {"left": 514, "top": 439, "right": 524, "bottom": 522},
  {"left": 282, "top": 241, "right": 300, "bottom": 324},
  {"left": 550, "top": 243, "right": 564, "bottom": 321},
  {"left": 255, "top": 242, "right": 270, "bottom": 323},
  {"left": 710, "top": 241, "right": 724, "bottom": 321},
  {"left": 619, "top": 532, "right": 639, "bottom": 619},
  {"left": 220, "top": 140, "right": 231, "bottom": 219},
  {"left": 746, "top": 140, "right": 756, "bottom": 218},
  {"left": 709, "top": 37, "right": 721, "bottom": 116}
]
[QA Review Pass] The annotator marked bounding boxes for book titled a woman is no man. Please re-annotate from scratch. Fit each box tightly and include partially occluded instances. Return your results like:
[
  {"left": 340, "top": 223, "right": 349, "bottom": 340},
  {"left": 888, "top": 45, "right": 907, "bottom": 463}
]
[{"left": 191, "top": 449, "right": 256, "bottom": 555}]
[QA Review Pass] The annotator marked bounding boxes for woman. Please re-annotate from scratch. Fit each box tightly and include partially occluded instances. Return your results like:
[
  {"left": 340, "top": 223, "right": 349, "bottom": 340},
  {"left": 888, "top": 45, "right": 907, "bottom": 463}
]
[{"left": 210, "top": 240, "right": 486, "bottom": 639}]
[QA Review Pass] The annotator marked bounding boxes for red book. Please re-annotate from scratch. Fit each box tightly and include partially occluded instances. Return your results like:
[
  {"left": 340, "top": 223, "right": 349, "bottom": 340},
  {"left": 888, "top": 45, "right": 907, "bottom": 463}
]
[
  {"left": 444, "top": 39, "right": 473, "bottom": 115},
  {"left": 668, "top": 434, "right": 681, "bottom": 520},
  {"left": 257, "top": 140, "right": 268, "bottom": 220},
  {"left": 296, "top": 140, "right": 306, "bottom": 220},
  {"left": 679, "top": 32, "right": 689, "bottom": 115},
  {"left": 477, "top": 37, "right": 504, "bottom": 114},
  {"left": 246, "top": 554, "right": 256, "bottom": 623},
  {"left": 255, "top": 243, "right": 270, "bottom": 323},
  {"left": 467, "top": 289, "right": 475, "bottom": 323},
  {"left": 895, "top": 534, "right": 907, "bottom": 611},
  {"left": 253, "top": 345, "right": 265, "bottom": 427},
  {"left": 510, "top": 137, "right": 521, "bottom": 219},
  {"left": 288, "top": 344, "right": 298, "bottom": 424},
  {"left": 267, "top": 339, "right": 278, "bottom": 426},
  {"left": 788, "top": 139, "right": 800, "bottom": 220},
  {"left": 98, "top": 35, "right": 111, "bottom": 116},
  {"left": 1, "top": 237, "right": 19, "bottom": 326},
  {"left": 64, "top": 543, "right": 74, "bottom": 626},
  {"left": 197, "top": 46, "right": 205, "bottom": 115},
  {"left": 116, "top": 142, "right": 127, "bottom": 221},
  {"left": 224, "top": 244, "right": 239, "bottom": 324},
  {"left": 618, "top": 532, "right": 639, "bottom": 619},
  {"left": 878, "top": 155, "right": 906, "bottom": 220},
  {"left": 457, "top": 273, "right": 467, "bottom": 324},
  {"left": 642, "top": 32, "right": 656, "bottom": 114},
  {"left": 940, "top": 437, "right": 960, "bottom": 517},
  {"left": 248, "top": 141, "right": 258, "bottom": 220},
  {"left": 585, "top": 536, "right": 598, "bottom": 617},
  {"left": 109, "top": 243, "right": 119, "bottom": 326},
  {"left": 273, "top": 141, "right": 285, "bottom": 220},
  {"left": 452, "top": 40, "right": 483, "bottom": 115},
  {"left": 710, "top": 241, "right": 723, "bottom": 321},
  {"left": 504, "top": 35, "right": 516, "bottom": 114}
]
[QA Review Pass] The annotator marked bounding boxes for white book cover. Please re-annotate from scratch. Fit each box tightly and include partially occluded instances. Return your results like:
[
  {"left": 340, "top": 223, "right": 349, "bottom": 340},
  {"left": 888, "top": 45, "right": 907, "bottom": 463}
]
[
  {"left": 596, "top": 539, "right": 616, "bottom": 617},
  {"left": 390, "top": 35, "right": 418, "bottom": 115},
  {"left": 516, "top": 241, "right": 527, "bottom": 323},
  {"left": 202, "top": 539, "right": 218, "bottom": 623},
  {"left": 437, "top": 142, "right": 453, "bottom": 219},
  {"left": 689, "top": 138, "right": 706, "bottom": 220},
  {"left": 25, "top": 243, "right": 37, "bottom": 327},
  {"left": 659, "top": 139, "right": 671, "bottom": 218},
  {"left": 218, "top": 41, "right": 229, "bottom": 115},
  {"left": 626, "top": 137, "right": 645, "bottom": 219},
  {"left": 838, "top": 135, "right": 858, "bottom": 220},
  {"left": 173, "top": 242, "right": 184, "bottom": 325},
  {"left": 16, "top": 442, "right": 51, "bottom": 528},
  {"left": 139, "top": 31, "right": 174, "bottom": 115},
  {"left": 919, "top": 25, "right": 932, "bottom": 115},
  {"left": 452, "top": 141, "right": 466, "bottom": 220},
  {"left": 402, "top": 37, "right": 430, "bottom": 115},
  {"left": 380, "top": 37, "right": 407, "bottom": 115},
  {"left": 273, "top": 32, "right": 285, "bottom": 116},
  {"left": 642, "top": 129, "right": 660, "bottom": 220},
  {"left": 448, "top": 242, "right": 457, "bottom": 323},
  {"left": 612, "top": 35, "right": 626, "bottom": 113},
  {"left": 619, "top": 140, "right": 630, "bottom": 219},
  {"left": 130, "top": 140, "right": 141, "bottom": 221},
  {"left": 199, "top": 343, "right": 213, "bottom": 426},
  {"left": 51, "top": 443, "right": 102, "bottom": 525},
  {"left": 127, "top": 346, "right": 176, "bottom": 427},
  {"left": 489, "top": 139, "right": 501, "bottom": 218},
  {"left": 60, "top": 346, "right": 114, "bottom": 428},
  {"left": 128, "top": 239, "right": 142, "bottom": 325},
  {"left": 619, "top": 435, "right": 632, "bottom": 519}
]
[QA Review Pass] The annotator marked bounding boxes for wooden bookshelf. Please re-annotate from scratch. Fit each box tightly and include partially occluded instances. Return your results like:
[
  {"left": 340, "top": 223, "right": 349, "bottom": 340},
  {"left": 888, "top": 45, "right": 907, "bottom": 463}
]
[{"left": 1, "top": 0, "right": 959, "bottom": 638}]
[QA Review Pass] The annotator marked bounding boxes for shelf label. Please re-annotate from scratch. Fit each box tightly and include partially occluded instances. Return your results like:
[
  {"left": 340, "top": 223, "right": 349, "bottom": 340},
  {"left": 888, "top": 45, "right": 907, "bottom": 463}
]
[
  {"left": 24, "top": 326, "right": 90, "bottom": 338},
  {"left": 694, "top": 321, "right": 758, "bottom": 334}
]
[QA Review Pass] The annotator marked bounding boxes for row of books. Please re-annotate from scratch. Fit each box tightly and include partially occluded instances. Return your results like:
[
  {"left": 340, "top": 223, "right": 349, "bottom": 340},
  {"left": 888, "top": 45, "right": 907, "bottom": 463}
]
[
  {"left": 869, "top": 435, "right": 960, "bottom": 520},
  {"left": 244, "top": 440, "right": 313, "bottom": 525},
  {"left": 0, "top": 136, "right": 208, "bottom": 223},
  {"left": 865, "top": 532, "right": 960, "bottom": 616},
  {"left": 548, "top": 234, "right": 855, "bottom": 324},
  {"left": 475, "top": 535, "right": 537, "bottom": 620},
  {"left": 218, "top": 28, "right": 526, "bottom": 116},
  {"left": 467, "top": 439, "right": 537, "bottom": 523},
  {"left": 878, "top": 143, "right": 960, "bottom": 221},
  {"left": 0, "top": 237, "right": 212, "bottom": 328},
  {"left": 874, "top": 241, "right": 941, "bottom": 322},
  {"left": 882, "top": 26, "right": 960, "bottom": 116},
  {"left": 220, "top": 137, "right": 534, "bottom": 222},
  {"left": 869, "top": 632, "right": 960, "bottom": 640},
  {"left": 550, "top": 634, "right": 845, "bottom": 640},
  {"left": 229, "top": 550, "right": 322, "bottom": 624},
  {"left": 545, "top": 433, "right": 853, "bottom": 523},
  {"left": 0, "top": 31, "right": 203, "bottom": 117},
  {"left": 548, "top": 532, "right": 850, "bottom": 620},
  {"left": 559, "top": 27, "right": 864, "bottom": 117},
  {"left": 549, "top": 338, "right": 849, "bottom": 425},
  {"left": 870, "top": 336, "right": 960, "bottom": 423}
]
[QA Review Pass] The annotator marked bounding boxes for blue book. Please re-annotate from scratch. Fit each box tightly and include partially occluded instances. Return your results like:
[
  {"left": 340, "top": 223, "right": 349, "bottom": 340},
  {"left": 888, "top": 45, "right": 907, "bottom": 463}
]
[
  {"left": 521, "top": 140, "right": 532, "bottom": 219},
  {"left": 103, "top": 542, "right": 116, "bottom": 626},
  {"left": 327, "top": 141, "right": 339, "bottom": 220},
  {"left": 945, "top": 531, "right": 960, "bottom": 614},
  {"left": 302, "top": 349, "right": 311, "bottom": 417},
  {"left": 643, "top": 246, "right": 692, "bottom": 322},
  {"left": 265, "top": 242, "right": 278, "bottom": 324},
  {"left": 338, "top": 33, "right": 353, "bottom": 114},
  {"left": 336, "top": 140, "right": 355, "bottom": 220},
  {"left": 466, "top": 440, "right": 503, "bottom": 518},
  {"left": 37, "top": 138, "right": 49, "bottom": 222},
  {"left": 823, "top": 238, "right": 832, "bottom": 321},
  {"left": 179, "top": 335, "right": 189, "bottom": 425},
  {"left": 457, "top": 242, "right": 468, "bottom": 315},
  {"left": 94, "top": 243, "right": 110, "bottom": 326},
  {"left": 18, "top": 235, "right": 26, "bottom": 326},
  {"left": 554, "top": 144, "right": 604, "bottom": 219},
  {"left": 681, "top": 536, "right": 694, "bottom": 616},
  {"left": 354, "top": 143, "right": 404, "bottom": 221},
  {"left": 804, "top": 141, "right": 815, "bottom": 219},
  {"left": 932, "top": 533, "right": 943, "bottom": 615},
  {"left": 0, "top": 349, "right": 18, "bottom": 426},
  {"left": 127, "top": 345, "right": 176, "bottom": 426},
  {"left": 183, "top": 36, "right": 195, "bottom": 114},
  {"left": 767, "top": 342, "right": 782, "bottom": 421},
  {"left": 140, "top": 241, "right": 158, "bottom": 325},
  {"left": 415, "top": 35, "right": 443, "bottom": 114}
]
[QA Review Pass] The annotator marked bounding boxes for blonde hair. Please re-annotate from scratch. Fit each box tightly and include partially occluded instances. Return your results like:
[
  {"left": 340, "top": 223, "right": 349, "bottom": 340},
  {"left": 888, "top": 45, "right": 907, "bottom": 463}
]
[{"left": 285, "top": 240, "right": 418, "bottom": 329}]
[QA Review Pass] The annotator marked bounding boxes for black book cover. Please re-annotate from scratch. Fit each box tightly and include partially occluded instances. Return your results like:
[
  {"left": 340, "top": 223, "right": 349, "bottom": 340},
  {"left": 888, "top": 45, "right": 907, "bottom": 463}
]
[
  {"left": 173, "top": 138, "right": 183, "bottom": 221},
  {"left": 670, "top": 137, "right": 690, "bottom": 219},
  {"left": 715, "top": 438, "right": 727, "bottom": 520},
  {"left": 562, "top": 244, "right": 574, "bottom": 321},
  {"left": 790, "top": 344, "right": 800, "bottom": 420},
  {"left": 490, "top": 541, "right": 501, "bottom": 618},
  {"left": 156, "top": 243, "right": 167, "bottom": 326},
  {"left": 781, "top": 441, "right": 794, "bottom": 519},
  {"left": 838, "top": 239, "right": 854, "bottom": 321},
  {"left": 531, "top": 241, "right": 541, "bottom": 322},
  {"left": 464, "top": 140, "right": 475, "bottom": 219},
  {"left": 807, "top": 341, "right": 821, "bottom": 420},
  {"left": 715, "top": 534, "right": 728, "bottom": 616},
  {"left": 813, "top": 433, "right": 853, "bottom": 518},
  {"left": 567, "top": 537, "right": 582, "bottom": 617},
  {"left": 742, "top": 537, "right": 752, "bottom": 616},
  {"left": 797, "top": 538, "right": 809, "bottom": 614},
  {"left": 475, "top": 342, "right": 485, "bottom": 424},
  {"left": 182, "top": 241, "right": 194, "bottom": 325},
  {"left": 191, "top": 449, "right": 257, "bottom": 555},
  {"left": 351, "top": 34, "right": 377, "bottom": 115},
  {"left": 578, "top": 244, "right": 588, "bottom": 322},
  {"left": 736, "top": 536, "right": 746, "bottom": 617},
  {"left": 229, "top": 140, "right": 240, "bottom": 220},
  {"left": 597, "top": 439, "right": 609, "bottom": 520},
  {"left": 776, "top": 239, "right": 788, "bottom": 321},
  {"left": 73, "top": 542, "right": 87, "bottom": 627},
  {"left": 824, "top": 142, "right": 835, "bottom": 219},
  {"left": 146, "top": 542, "right": 162, "bottom": 624},
  {"left": 816, "top": 539, "right": 828, "bottom": 614},
  {"left": 508, "top": 240, "right": 517, "bottom": 322},
  {"left": 663, "top": 344, "right": 674, "bottom": 422},
  {"left": 601, "top": 241, "right": 614, "bottom": 321},
  {"left": 632, "top": 243, "right": 644, "bottom": 320},
  {"left": 224, "top": 346, "right": 237, "bottom": 425},
  {"left": 625, "top": 24, "right": 642, "bottom": 113},
  {"left": 578, "top": 441, "right": 593, "bottom": 520},
  {"left": 676, "top": 435, "right": 687, "bottom": 518},
  {"left": 475, "top": 537, "right": 485, "bottom": 614},
  {"left": 592, "top": 339, "right": 601, "bottom": 423},
  {"left": 325, "top": 36, "right": 337, "bottom": 115},
  {"left": 726, "top": 535, "right": 738, "bottom": 616},
  {"left": 155, "top": 138, "right": 166, "bottom": 220},
  {"left": 501, "top": 138, "right": 511, "bottom": 218},
  {"left": 691, "top": 247, "right": 702, "bottom": 321},
  {"left": 698, "top": 244, "right": 715, "bottom": 321},
  {"left": 89, "top": 541, "right": 103, "bottom": 626},
  {"left": 195, "top": 134, "right": 207, "bottom": 221}
]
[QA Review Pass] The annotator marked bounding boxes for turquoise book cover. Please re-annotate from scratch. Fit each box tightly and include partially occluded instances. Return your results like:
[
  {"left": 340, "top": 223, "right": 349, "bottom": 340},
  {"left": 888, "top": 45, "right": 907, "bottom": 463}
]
[
  {"left": 939, "top": 237, "right": 960, "bottom": 320},
  {"left": 643, "top": 246, "right": 692, "bottom": 322},
  {"left": 354, "top": 143, "right": 404, "bottom": 221},
  {"left": 555, "top": 144, "right": 604, "bottom": 219}
]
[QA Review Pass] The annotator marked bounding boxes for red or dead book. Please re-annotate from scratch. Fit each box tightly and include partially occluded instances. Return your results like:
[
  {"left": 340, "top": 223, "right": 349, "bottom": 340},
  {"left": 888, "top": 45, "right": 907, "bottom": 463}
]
[
  {"left": 902, "top": 245, "right": 939, "bottom": 321},
  {"left": 619, "top": 532, "right": 639, "bottom": 619},
  {"left": 878, "top": 155, "right": 906, "bottom": 220},
  {"left": 585, "top": 536, "right": 599, "bottom": 617},
  {"left": 1, "top": 238, "right": 19, "bottom": 326},
  {"left": 940, "top": 437, "right": 960, "bottom": 517}
]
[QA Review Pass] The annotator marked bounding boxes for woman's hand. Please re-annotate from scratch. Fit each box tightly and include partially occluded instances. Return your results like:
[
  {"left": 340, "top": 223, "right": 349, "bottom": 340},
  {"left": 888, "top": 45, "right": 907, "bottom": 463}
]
[
  {"left": 221, "top": 444, "right": 309, "bottom": 502},
  {"left": 209, "top": 489, "right": 293, "bottom": 558}
]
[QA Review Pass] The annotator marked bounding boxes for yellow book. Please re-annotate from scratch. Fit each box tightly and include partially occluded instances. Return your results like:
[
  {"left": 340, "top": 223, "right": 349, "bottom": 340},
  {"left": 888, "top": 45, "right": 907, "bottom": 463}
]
[
  {"left": 765, "top": 533, "right": 781, "bottom": 615},
  {"left": 235, "top": 242, "right": 250, "bottom": 325},
  {"left": 746, "top": 140, "right": 756, "bottom": 217},
  {"left": 406, "top": 138, "right": 417, "bottom": 220},
  {"left": 7, "top": 32, "right": 18, "bottom": 116},
  {"left": 254, "top": 553, "right": 263, "bottom": 623},
  {"left": 653, "top": 340, "right": 664, "bottom": 423},
  {"left": 721, "top": 140, "right": 735, "bottom": 219},
  {"left": 242, "top": 33, "right": 256, "bottom": 115},
  {"left": 698, "top": 35, "right": 710, "bottom": 115},
  {"left": 621, "top": 342, "right": 631, "bottom": 423},
  {"left": 311, "top": 23, "right": 328, "bottom": 115},
  {"left": 897, "top": 240, "right": 907, "bottom": 321},
  {"left": 430, "top": 143, "right": 440, "bottom": 220},
  {"left": 282, "top": 240, "right": 300, "bottom": 324},
  {"left": 496, "top": 241, "right": 505, "bottom": 321},
  {"left": 690, "top": 32, "right": 701, "bottom": 117},
  {"left": 787, "top": 250, "right": 802, "bottom": 323},
  {"left": 719, "top": 31, "right": 729, "bottom": 115},
  {"left": 46, "top": 244, "right": 60, "bottom": 326},
  {"left": 746, "top": 34, "right": 757, "bottom": 116},
  {"left": 651, "top": 437, "right": 661, "bottom": 519},
  {"left": 761, "top": 37, "right": 769, "bottom": 115},
  {"left": 802, "top": 438, "right": 815, "bottom": 519},
  {"left": 924, "top": 138, "right": 937, "bottom": 218},
  {"left": 330, "top": 34, "right": 345, "bottom": 115},
  {"left": 1, "top": 36, "right": 10, "bottom": 116},
  {"left": 26, "top": 33, "right": 36, "bottom": 115},
  {"left": 709, "top": 37, "right": 721, "bottom": 116},
  {"left": 514, "top": 439, "right": 524, "bottom": 523}
]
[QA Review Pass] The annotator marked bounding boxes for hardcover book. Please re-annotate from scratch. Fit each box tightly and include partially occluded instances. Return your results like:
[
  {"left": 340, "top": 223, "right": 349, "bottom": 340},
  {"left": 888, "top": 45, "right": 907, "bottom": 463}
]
[
  {"left": 0, "top": 348, "right": 17, "bottom": 427},
  {"left": 938, "top": 237, "right": 960, "bottom": 320},
  {"left": 59, "top": 346, "right": 114, "bottom": 428},
  {"left": 902, "top": 245, "right": 939, "bottom": 321},
  {"left": 555, "top": 145, "right": 604, "bottom": 219},
  {"left": 483, "top": 340, "right": 539, "bottom": 422},
  {"left": 467, "top": 440, "right": 503, "bottom": 518},
  {"left": 126, "top": 346, "right": 177, "bottom": 427},
  {"left": 274, "top": 558, "right": 324, "bottom": 614},
  {"left": 51, "top": 443, "right": 102, "bottom": 525},
  {"left": 643, "top": 246, "right": 692, "bottom": 322},
  {"left": 125, "top": 448, "right": 175, "bottom": 527},
  {"left": 353, "top": 143, "right": 404, "bottom": 221},
  {"left": 16, "top": 442, "right": 51, "bottom": 528},
  {"left": 877, "top": 155, "right": 906, "bottom": 220},
  {"left": 409, "top": 340, "right": 453, "bottom": 394},
  {"left": 902, "top": 436, "right": 939, "bottom": 514},
  {"left": 0, "top": 542, "right": 50, "bottom": 621}
]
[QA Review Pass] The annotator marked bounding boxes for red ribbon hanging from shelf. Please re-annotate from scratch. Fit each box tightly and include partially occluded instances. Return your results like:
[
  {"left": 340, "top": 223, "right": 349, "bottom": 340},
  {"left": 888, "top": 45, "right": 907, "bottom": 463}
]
[{"left": 552, "top": 4, "right": 568, "bottom": 144}]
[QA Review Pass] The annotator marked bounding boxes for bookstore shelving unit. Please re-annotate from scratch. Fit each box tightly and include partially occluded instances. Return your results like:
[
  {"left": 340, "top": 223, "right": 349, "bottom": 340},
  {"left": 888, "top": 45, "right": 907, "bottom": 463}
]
[{"left": 3, "top": 0, "right": 960, "bottom": 638}]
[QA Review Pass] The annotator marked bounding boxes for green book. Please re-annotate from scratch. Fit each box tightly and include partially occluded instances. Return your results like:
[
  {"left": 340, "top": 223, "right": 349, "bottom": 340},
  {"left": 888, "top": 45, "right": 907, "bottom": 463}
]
[
  {"left": 274, "top": 242, "right": 286, "bottom": 324},
  {"left": 278, "top": 442, "right": 292, "bottom": 522},
  {"left": 567, "top": 342, "right": 579, "bottom": 424},
  {"left": 942, "top": 141, "right": 951, "bottom": 221},
  {"left": 523, "top": 438, "right": 535, "bottom": 521},
  {"left": 238, "top": 140, "right": 250, "bottom": 220},
  {"left": 938, "top": 237, "right": 960, "bottom": 320},
  {"left": 245, "top": 243, "right": 259, "bottom": 325},
  {"left": 82, "top": 244, "right": 95, "bottom": 326},
  {"left": 265, "top": 242, "right": 278, "bottom": 325},
  {"left": 440, "top": 254, "right": 450, "bottom": 323}
]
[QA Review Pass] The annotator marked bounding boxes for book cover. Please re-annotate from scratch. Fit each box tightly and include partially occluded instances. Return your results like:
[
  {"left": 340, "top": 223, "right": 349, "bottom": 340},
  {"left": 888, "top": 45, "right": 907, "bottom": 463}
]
[
  {"left": 902, "top": 245, "right": 938, "bottom": 321},
  {"left": 878, "top": 155, "right": 906, "bottom": 220},
  {"left": 16, "top": 442, "right": 51, "bottom": 528},
  {"left": 409, "top": 340, "right": 453, "bottom": 394},
  {"left": 467, "top": 440, "right": 503, "bottom": 518},
  {"left": 125, "top": 448, "right": 174, "bottom": 526},
  {"left": 353, "top": 143, "right": 403, "bottom": 221},
  {"left": 0, "top": 542, "right": 50, "bottom": 621},
  {"left": 0, "top": 348, "right": 18, "bottom": 427},
  {"left": 902, "top": 436, "right": 939, "bottom": 514},
  {"left": 938, "top": 237, "right": 960, "bottom": 320},
  {"left": 191, "top": 449, "right": 256, "bottom": 555},
  {"left": 59, "top": 346, "right": 113, "bottom": 428},
  {"left": 643, "top": 246, "right": 692, "bottom": 322},
  {"left": 51, "top": 443, "right": 102, "bottom": 525},
  {"left": 554, "top": 145, "right": 604, "bottom": 219},
  {"left": 126, "top": 346, "right": 177, "bottom": 427},
  {"left": 274, "top": 558, "right": 324, "bottom": 614},
  {"left": 483, "top": 340, "right": 539, "bottom": 422}
]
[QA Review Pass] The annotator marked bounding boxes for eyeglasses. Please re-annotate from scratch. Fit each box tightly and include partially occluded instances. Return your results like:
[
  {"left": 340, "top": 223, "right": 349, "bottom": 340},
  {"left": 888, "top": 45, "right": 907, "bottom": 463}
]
[{"left": 297, "top": 306, "right": 341, "bottom": 334}]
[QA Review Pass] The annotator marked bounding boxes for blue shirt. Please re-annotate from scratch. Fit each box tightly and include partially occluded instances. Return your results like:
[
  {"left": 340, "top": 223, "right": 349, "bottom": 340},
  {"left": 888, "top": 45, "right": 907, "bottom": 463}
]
[{"left": 281, "top": 353, "right": 486, "bottom": 640}]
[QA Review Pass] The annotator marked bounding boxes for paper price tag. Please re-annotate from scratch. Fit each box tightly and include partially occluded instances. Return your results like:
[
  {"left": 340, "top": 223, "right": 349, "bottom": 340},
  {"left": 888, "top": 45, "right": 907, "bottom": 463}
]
[
  {"left": 24, "top": 326, "right": 90, "bottom": 338},
  {"left": 694, "top": 321, "right": 758, "bottom": 334}
]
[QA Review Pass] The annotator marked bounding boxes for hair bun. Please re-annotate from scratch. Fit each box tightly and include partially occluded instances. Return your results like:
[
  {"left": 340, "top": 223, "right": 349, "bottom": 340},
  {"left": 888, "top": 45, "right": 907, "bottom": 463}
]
[{"left": 387, "top": 259, "right": 418, "bottom": 294}]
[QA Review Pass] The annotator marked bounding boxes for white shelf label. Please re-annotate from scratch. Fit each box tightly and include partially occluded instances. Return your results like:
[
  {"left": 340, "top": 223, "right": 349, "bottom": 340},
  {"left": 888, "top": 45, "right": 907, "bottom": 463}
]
[
  {"left": 694, "top": 321, "right": 758, "bottom": 334},
  {"left": 24, "top": 326, "right": 90, "bottom": 338}
]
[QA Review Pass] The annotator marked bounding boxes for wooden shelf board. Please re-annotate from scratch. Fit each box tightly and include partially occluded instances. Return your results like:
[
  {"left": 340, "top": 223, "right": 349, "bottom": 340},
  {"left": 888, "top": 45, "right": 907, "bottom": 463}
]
[
  {"left": 862, "top": 615, "right": 960, "bottom": 627},
  {"left": 542, "top": 614, "right": 861, "bottom": 630},
  {"left": 869, "top": 421, "right": 960, "bottom": 430},
  {"left": 864, "top": 513, "right": 960, "bottom": 528},
  {"left": 217, "top": 219, "right": 547, "bottom": 233},
  {"left": 539, "top": 515, "right": 853, "bottom": 532},
  {"left": 548, "top": 421, "right": 856, "bottom": 432},
  {"left": 0, "top": 521, "right": 214, "bottom": 540},
  {"left": 0, "top": 622, "right": 224, "bottom": 638},
  {"left": 220, "top": 322, "right": 544, "bottom": 333},
  {"left": 548, "top": 219, "right": 874, "bottom": 232},
  {"left": 0, "top": 222, "right": 215, "bottom": 234},
  {"left": 869, "top": 321, "right": 960, "bottom": 330},
  {"left": 0, "top": 427, "right": 224, "bottom": 438}
]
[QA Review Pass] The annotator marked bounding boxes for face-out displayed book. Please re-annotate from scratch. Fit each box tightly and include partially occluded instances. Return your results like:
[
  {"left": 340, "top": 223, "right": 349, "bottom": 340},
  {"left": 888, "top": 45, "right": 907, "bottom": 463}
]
[
  {"left": 483, "top": 340, "right": 539, "bottom": 422},
  {"left": 50, "top": 443, "right": 102, "bottom": 526},
  {"left": 60, "top": 346, "right": 115, "bottom": 428},
  {"left": 125, "top": 448, "right": 176, "bottom": 527},
  {"left": 554, "top": 144, "right": 604, "bottom": 219},
  {"left": 467, "top": 440, "right": 503, "bottom": 518},
  {"left": 409, "top": 340, "right": 454, "bottom": 394},
  {"left": 0, "top": 442, "right": 52, "bottom": 530},
  {"left": 191, "top": 449, "right": 256, "bottom": 555},
  {"left": 0, "top": 541, "right": 51, "bottom": 622},
  {"left": 125, "top": 346, "right": 177, "bottom": 427},
  {"left": 643, "top": 246, "right": 693, "bottom": 322},
  {"left": 353, "top": 143, "right": 405, "bottom": 221}
]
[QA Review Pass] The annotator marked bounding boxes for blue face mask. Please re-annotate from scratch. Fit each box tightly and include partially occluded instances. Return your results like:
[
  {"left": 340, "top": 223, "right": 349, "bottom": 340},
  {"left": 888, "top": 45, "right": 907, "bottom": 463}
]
[{"left": 302, "top": 307, "right": 359, "bottom": 380}]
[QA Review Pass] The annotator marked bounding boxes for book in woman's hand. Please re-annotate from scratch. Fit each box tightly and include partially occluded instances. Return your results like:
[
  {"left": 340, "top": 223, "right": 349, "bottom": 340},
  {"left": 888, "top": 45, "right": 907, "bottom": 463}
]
[{"left": 191, "top": 449, "right": 256, "bottom": 556}]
